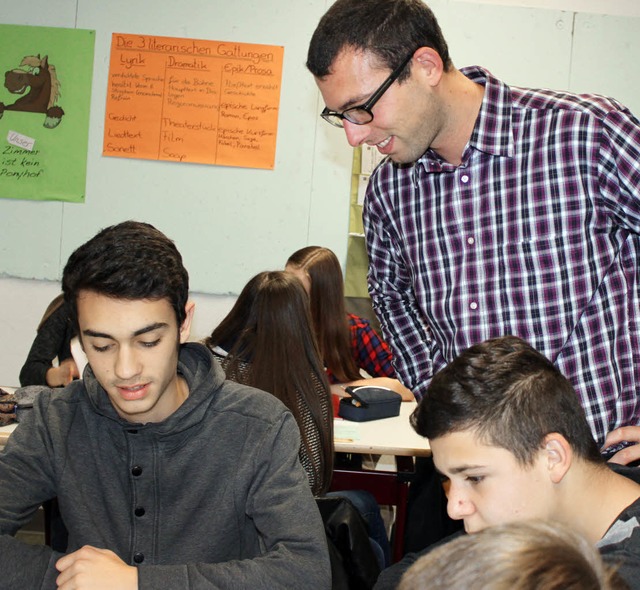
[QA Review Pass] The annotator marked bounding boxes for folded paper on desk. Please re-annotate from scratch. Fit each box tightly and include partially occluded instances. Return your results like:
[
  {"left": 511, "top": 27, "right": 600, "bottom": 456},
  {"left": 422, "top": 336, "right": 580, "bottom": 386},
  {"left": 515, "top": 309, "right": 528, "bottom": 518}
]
[
  {"left": 334, "top": 420, "right": 360, "bottom": 442},
  {"left": 338, "top": 386, "right": 401, "bottom": 422}
]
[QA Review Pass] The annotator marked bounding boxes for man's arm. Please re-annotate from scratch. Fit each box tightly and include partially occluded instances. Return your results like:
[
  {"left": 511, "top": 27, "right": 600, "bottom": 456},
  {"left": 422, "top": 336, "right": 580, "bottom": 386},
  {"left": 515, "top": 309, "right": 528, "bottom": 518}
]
[
  {"left": 363, "top": 181, "right": 435, "bottom": 399},
  {"left": 597, "top": 107, "right": 640, "bottom": 230}
]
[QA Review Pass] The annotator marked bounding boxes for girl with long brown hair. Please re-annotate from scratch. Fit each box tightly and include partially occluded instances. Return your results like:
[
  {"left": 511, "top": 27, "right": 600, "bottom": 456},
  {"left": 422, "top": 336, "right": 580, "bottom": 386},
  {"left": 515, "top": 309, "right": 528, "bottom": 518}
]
[
  {"left": 206, "top": 270, "right": 391, "bottom": 567},
  {"left": 205, "top": 271, "right": 333, "bottom": 496},
  {"left": 285, "top": 246, "right": 413, "bottom": 400}
]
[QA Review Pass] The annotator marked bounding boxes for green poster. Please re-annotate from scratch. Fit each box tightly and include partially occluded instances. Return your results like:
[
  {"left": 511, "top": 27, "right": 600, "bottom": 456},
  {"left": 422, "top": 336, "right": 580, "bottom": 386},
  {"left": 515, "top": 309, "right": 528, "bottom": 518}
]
[{"left": 0, "top": 24, "right": 95, "bottom": 202}]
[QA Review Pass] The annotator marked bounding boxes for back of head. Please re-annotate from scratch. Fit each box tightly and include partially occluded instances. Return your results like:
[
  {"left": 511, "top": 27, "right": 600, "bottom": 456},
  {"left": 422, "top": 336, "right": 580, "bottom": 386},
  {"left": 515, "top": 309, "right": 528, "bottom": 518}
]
[
  {"left": 208, "top": 270, "right": 321, "bottom": 367},
  {"left": 286, "top": 246, "right": 360, "bottom": 382},
  {"left": 62, "top": 220, "right": 189, "bottom": 331},
  {"left": 208, "top": 270, "right": 334, "bottom": 495},
  {"left": 411, "top": 335, "right": 602, "bottom": 465},
  {"left": 245, "top": 271, "right": 324, "bottom": 371},
  {"left": 286, "top": 246, "right": 345, "bottom": 319},
  {"left": 307, "top": 0, "right": 452, "bottom": 79},
  {"left": 398, "top": 520, "right": 626, "bottom": 590}
]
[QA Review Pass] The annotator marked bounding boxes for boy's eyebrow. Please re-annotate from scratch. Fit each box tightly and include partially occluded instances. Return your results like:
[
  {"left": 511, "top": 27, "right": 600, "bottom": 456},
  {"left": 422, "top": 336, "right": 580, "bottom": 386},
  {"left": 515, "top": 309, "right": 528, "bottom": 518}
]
[
  {"left": 448, "top": 464, "right": 486, "bottom": 475},
  {"left": 82, "top": 322, "right": 169, "bottom": 340},
  {"left": 133, "top": 322, "right": 169, "bottom": 337},
  {"left": 82, "top": 329, "right": 113, "bottom": 339}
]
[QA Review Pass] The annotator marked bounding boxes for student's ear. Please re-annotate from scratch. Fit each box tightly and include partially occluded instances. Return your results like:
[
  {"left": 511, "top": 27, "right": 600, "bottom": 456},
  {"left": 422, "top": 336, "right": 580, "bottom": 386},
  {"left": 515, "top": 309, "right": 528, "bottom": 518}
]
[
  {"left": 179, "top": 300, "right": 196, "bottom": 344},
  {"left": 412, "top": 46, "right": 444, "bottom": 87},
  {"left": 542, "top": 433, "right": 573, "bottom": 484}
]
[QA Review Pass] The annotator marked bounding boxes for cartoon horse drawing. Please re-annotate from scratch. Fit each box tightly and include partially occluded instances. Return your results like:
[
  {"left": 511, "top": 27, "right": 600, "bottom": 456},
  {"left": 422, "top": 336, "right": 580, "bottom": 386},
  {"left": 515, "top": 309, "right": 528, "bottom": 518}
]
[{"left": 0, "top": 54, "right": 64, "bottom": 128}]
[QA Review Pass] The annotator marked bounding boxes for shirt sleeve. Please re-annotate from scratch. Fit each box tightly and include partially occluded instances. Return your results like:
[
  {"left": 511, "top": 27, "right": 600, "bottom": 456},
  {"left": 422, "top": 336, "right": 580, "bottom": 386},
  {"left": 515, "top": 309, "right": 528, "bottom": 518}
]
[
  {"left": 363, "top": 176, "right": 435, "bottom": 400},
  {"left": 597, "top": 106, "right": 640, "bottom": 232},
  {"left": 350, "top": 315, "right": 396, "bottom": 378},
  {"left": 137, "top": 412, "right": 331, "bottom": 590},
  {"left": 19, "top": 304, "right": 74, "bottom": 387}
]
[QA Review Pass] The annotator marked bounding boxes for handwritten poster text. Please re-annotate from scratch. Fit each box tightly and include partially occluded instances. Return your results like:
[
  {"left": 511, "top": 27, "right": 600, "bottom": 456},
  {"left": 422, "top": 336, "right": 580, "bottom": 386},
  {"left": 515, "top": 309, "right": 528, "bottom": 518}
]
[{"left": 103, "top": 33, "right": 284, "bottom": 169}]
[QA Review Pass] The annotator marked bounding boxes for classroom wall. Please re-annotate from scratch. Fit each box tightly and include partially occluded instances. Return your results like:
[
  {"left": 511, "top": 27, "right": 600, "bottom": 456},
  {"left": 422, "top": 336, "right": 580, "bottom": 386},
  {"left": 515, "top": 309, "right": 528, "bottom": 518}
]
[
  {"left": 1, "top": 0, "right": 639, "bottom": 385},
  {"left": 0, "top": 0, "right": 354, "bottom": 294}
]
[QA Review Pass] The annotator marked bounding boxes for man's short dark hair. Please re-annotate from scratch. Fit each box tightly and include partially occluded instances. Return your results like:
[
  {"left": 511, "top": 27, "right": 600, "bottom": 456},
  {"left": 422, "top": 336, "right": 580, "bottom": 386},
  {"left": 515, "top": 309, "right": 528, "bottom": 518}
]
[
  {"left": 411, "top": 335, "right": 603, "bottom": 465},
  {"left": 307, "top": 0, "right": 452, "bottom": 80},
  {"left": 62, "top": 220, "right": 189, "bottom": 330}
]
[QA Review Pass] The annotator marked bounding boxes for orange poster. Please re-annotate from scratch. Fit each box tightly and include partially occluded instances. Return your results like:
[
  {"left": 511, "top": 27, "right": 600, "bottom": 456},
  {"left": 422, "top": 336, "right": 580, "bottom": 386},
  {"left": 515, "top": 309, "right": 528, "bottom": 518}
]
[{"left": 103, "top": 33, "right": 284, "bottom": 169}]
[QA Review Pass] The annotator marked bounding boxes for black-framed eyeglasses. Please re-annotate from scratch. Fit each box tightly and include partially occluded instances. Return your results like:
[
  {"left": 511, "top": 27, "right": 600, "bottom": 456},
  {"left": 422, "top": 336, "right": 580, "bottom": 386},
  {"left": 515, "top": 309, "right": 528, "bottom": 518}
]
[{"left": 320, "top": 51, "right": 415, "bottom": 128}]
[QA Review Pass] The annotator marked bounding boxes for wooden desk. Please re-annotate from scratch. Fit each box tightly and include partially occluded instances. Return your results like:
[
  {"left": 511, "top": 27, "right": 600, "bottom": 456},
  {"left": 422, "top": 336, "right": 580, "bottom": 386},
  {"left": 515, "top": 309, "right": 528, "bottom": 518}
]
[
  {"left": 331, "top": 401, "right": 430, "bottom": 563},
  {"left": 334, "top": 400, "right": 430, "bottom": 457}
]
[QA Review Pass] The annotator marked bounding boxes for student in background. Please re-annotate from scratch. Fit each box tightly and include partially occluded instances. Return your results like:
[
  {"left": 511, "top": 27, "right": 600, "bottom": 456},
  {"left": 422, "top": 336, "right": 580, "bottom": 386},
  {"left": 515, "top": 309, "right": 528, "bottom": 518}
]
[
  {"left": 375, "top": 335, "right": 640, "bottom": 590},
  {"left": 205, "top": 270, "right": 333, "bottom": 496},
  {"left": 19, "top": 294, "right": 79, "bottom": 387},
  {"left": 285, "top": 246, "right": 413, "bottom": 401},
  {"left": 397, "top": 520, "right": 627, "bottom": 590},
  {"left": 206, "top": 270, "right": 391, "bottom": 568},
  {"left": 0, "top": 221, "right": 330, "bottom": 589}
]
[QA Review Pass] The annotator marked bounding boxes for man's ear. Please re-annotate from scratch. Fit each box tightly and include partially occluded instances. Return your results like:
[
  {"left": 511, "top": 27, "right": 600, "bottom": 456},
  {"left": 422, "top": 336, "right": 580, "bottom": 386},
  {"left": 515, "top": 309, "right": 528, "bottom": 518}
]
[
  {"left": 412, "top": 46, "right": 444, "bottom": 86},
  {"left": 179, "top": 300, "right": 196, "bottom": 344},
  {"left": 542, "top": 433, "right": 573, "bottom": 484}
]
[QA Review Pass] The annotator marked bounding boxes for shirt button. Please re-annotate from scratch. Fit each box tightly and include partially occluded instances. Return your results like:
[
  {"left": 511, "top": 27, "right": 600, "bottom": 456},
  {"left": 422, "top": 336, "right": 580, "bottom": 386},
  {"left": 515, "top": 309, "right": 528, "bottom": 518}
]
[
  {"left": 131, "top": 466, "right": 143, "bottom": 476},
  {"left": 461, "top": 174, "right": 469, "bottom": 183},
  {"left": 135, "top": 507, "right": 146, "bottom": 517},
  {"left": 133, "top": 552, "right": 144, "bottom": 564},
  {"left": 470, "top": 301, "right": 478, "bottom": 310},
  {"left": 467, "top": 237, "right": 475, "bottom": 245}
]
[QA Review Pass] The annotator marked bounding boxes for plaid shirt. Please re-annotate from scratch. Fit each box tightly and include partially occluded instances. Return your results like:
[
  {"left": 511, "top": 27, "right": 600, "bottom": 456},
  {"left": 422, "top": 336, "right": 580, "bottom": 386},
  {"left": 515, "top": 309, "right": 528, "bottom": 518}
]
[
  {"left": 364, "top": 66, "right": 640, "bottom": 445},
  {"left": 325, "top": 314, "right": 396, "bottom": 384}
]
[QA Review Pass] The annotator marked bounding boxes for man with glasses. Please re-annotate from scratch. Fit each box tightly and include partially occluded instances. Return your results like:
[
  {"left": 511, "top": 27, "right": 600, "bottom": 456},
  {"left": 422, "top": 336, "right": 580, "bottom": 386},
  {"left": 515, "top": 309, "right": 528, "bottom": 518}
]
[{"left": 307, "top": 0, "right": 640, "bottom": 554}]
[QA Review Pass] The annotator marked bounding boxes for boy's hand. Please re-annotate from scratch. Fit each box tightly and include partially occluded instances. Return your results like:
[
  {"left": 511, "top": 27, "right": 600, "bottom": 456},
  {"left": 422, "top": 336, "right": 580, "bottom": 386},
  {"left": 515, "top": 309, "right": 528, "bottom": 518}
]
[{"left": 56, "top": 545, "right": 138, "bottom": 589}]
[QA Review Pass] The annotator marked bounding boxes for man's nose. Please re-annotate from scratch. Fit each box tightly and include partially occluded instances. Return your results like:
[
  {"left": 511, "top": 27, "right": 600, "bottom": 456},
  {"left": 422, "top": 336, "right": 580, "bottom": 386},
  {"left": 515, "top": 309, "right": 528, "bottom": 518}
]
[{"left": 343, "top": 119, "right": 370, "bottom": 147}]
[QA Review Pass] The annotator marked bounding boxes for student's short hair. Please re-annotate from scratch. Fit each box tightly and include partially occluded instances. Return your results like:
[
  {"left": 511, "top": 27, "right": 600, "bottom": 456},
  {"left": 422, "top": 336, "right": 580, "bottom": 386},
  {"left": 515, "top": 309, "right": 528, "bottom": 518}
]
[
  {"left": 62, "top": 220, "right": 189, "bottom": 330},
  {"left": 411, "top": 336, "right": 603, "bottom": 465},
  {"left": 398, "top": 520, "right": 626, "bottom": 590},
  {"left": 307, "top": 0, "right": 452, "bottom": 80}
]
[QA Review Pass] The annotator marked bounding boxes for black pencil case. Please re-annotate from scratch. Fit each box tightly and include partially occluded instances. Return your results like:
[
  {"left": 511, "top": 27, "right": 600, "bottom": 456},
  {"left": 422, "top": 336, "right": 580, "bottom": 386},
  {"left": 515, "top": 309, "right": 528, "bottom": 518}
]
[{"left": 338, "top": 386, "right": 402, "bottom": 422}]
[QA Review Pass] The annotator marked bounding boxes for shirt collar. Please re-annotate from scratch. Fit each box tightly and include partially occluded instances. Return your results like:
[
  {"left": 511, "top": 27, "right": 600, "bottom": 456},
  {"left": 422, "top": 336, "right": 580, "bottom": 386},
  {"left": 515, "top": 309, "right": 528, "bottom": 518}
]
[
  {"left": 461, "top": 65, "right": 515, "bottom": 159},
  {"left": 416, "top": 65, "right": 514, "bottom": 170}
]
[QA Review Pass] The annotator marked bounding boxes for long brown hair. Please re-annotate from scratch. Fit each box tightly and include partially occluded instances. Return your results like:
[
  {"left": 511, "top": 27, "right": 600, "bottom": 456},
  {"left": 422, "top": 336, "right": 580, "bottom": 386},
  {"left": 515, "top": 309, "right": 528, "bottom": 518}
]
[
  {"left": 286, "top": 246, "right": 361, "bottom": 382},
  {"left": 206, "top": 271, "right": 333, "bottom": 495}
]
